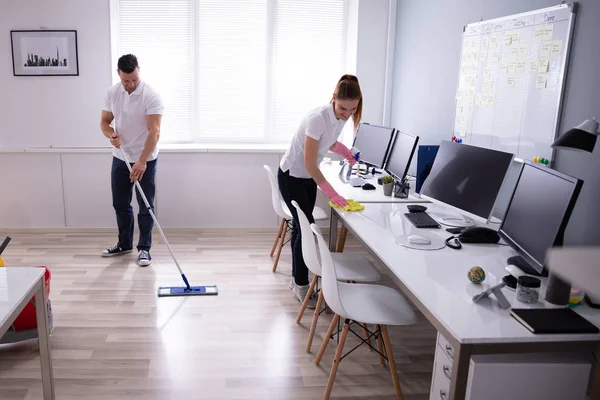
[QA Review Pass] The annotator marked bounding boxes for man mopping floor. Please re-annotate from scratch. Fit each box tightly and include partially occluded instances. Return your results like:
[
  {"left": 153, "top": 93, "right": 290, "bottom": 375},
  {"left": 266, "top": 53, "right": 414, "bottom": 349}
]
[{"left": 99, "top": 53, "right": 217, "bottom": 297}]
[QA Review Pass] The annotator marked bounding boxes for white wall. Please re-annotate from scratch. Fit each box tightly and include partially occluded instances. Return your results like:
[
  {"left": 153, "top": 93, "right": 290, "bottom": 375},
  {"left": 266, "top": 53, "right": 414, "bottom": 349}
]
[
  {"left": 0, "top": 0, "right": 392, "bottom": 229},
  {"left": 0, "top": 0, "right": 111, "bottom": 149},
  {"left": 356, "top": 0, "right": 393, "bottom": 126}
]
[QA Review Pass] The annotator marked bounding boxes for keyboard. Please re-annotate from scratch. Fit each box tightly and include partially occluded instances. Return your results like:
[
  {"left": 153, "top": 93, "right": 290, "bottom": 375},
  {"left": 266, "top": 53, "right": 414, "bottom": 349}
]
[
  {"left": 348, "top": 177, "right": 366, "bottom": 187},
  {"left": 404, "top": 212, "right": 441, "bottom": 228}
]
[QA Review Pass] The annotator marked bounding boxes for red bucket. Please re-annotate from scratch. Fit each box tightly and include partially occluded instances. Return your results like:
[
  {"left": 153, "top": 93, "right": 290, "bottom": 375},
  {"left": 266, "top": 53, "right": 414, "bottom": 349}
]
[{"left": 10, "top": 266, "right": 51, "bottom": 332}]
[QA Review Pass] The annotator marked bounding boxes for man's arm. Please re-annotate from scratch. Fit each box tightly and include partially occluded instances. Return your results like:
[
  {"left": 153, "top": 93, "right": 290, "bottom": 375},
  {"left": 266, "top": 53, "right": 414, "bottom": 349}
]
[
  {"left": 100, "top": 110, "right": 115, "bottom": 139},
  {"left": 128, "top": 114, "right": 162, "bottom": 182},
  {"left": 138, "top": 114, "right": 162, "bottom": 163},
  {"left": 101, "top": 110, "right": 122, "bottom": 148}
]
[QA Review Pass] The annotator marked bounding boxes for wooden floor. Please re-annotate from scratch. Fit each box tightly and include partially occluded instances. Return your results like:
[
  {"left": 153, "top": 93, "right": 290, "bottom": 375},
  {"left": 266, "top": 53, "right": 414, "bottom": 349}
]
[{"left": 0, "top": 229, "right": 437, "bottom": 400}]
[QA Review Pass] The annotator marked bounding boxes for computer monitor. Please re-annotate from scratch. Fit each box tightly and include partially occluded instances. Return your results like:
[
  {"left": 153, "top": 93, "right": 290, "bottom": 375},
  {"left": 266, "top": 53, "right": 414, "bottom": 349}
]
[
  {"left": 498, "top": 161, "right": 583, "bottom": 276},
  {"left": 420, "top": 141, "right": 514, "bottom": 226},
  {"left": 415, "top": 145, "right": 439, "bottom": 194},
  {"left": 384, "top": 131, "right": 419, "bottom": 198},
  {"left": 352, "top": 123, "right": 395, "bottom": 169}
]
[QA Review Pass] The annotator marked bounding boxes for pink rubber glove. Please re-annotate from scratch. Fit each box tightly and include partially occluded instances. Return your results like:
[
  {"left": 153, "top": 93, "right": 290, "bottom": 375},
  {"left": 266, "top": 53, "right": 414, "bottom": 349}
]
[
  {"left": 331, "top": 141, "right": 356, "bottom": 166},
  {"left": 319, "top": 180, "right": 349, "bottom": 208}
]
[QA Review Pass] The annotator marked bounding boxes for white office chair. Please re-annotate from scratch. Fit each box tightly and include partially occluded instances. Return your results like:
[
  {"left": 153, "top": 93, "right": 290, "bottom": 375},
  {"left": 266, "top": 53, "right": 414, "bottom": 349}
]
[
  {"left": 263, "top": 165, "right": 327, "bottom": 272},
  {"left": 291, "top": 200, "right": 382, "bottom": 353},
  {"left": 311, "top": 223, "right": 416, "bottom": 400}
]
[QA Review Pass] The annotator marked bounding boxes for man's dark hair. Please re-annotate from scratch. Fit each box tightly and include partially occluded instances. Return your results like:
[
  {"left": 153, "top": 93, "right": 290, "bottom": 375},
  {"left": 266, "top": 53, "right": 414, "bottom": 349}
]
[{"left": 117, "top": 54, "right": 139, "bottom": 74}]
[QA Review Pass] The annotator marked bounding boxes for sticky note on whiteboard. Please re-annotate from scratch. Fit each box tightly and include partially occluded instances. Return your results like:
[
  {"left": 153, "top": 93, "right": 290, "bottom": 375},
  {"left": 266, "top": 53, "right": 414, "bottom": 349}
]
[
  {"left": 516, "top": 62, "right": 526, "bottom": 74},
  {"left": 537, "top": 73, "right": 548, "bottom": 89},
  {"left": 551, "top": 40, "right": 563, "bottom": 57},
  {"left": 490, "top": 33, "right": 498, "bottom": 48},
  {"left": 491, "top": 48, "right": 500, "bottom": 63},
  {"left": 507, "top": 76, "right": 515, "bottom": 88},
  {"left": 538, "top": 59, "right": 549, "bottom": 73},
  {"left": 543, "top": 24, "right": 554, "bottom": 41},
  {"left": 518, "top": 45, "right": 528, "bottom": 61},
  {"left": 533, "top": 26, "right": 544, "bottom": 42},
  {"left": 528, "top": 59, "right": 539, "bottom": 73},
  {"left": 541, "top": 41, "right": 552, "bottom": 58}
]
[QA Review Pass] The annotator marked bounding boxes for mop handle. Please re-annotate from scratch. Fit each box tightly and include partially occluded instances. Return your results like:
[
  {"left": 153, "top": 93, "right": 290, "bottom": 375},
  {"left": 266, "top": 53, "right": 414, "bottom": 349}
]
[{"left": 119, "top": 148, "right": 186, "bottom": 279}]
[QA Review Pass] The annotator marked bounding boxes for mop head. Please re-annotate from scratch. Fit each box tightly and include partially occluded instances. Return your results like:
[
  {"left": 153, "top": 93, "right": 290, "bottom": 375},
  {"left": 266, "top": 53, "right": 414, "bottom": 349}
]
[
  {"left": 329, "top": 199, "right": 365, "bottom": 212},
  {"left": 157, "top": 285, "right": 219, "bottom": 297}
]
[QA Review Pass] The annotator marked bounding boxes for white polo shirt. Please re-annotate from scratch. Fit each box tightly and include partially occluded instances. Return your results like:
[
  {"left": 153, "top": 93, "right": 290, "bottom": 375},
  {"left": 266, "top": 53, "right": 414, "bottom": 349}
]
[
  {"left": 280, "top": 103, "right": 346, "bottom": 179},
  {"left": 102, "top": 81, "right": 164, "bottom": 162}
]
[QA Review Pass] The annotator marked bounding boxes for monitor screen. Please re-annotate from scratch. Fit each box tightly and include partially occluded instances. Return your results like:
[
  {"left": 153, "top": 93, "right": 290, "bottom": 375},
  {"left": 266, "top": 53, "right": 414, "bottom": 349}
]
[
  {"left": 499, "top": 162, "right": 583, "bottom": 274},
  {"left": 352, "top": 123, "right": 395, "bottom": 169},
  {"left": 420, "top": 141, "right": 514, "bottom": 220},
  {"left": 384, "top": 131, "right": 419, "bottom": 183}
]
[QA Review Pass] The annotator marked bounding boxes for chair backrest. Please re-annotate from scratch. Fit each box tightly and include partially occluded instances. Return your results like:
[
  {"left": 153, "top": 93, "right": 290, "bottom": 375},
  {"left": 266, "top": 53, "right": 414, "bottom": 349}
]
[
  {"left": 263, "top": 165, "right": 288, "bottom": 220},
  {"left": 291, "top": 201, "right": 321, "bottom": 276},
  {"left": 310, "top": 223, "right": 348, "bottom": 317}
]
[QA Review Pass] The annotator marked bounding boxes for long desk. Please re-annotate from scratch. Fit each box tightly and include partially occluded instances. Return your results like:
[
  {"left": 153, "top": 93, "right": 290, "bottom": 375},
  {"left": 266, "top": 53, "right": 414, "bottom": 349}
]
[
  {"left": 0, "top": 267, "right": 55, "bottom": 399},
  {"left": 331, "top": 201, "right": 600, "bottom": 399},
  {"left": 320, "top": 161, "right": 429, "bottom": 250}
]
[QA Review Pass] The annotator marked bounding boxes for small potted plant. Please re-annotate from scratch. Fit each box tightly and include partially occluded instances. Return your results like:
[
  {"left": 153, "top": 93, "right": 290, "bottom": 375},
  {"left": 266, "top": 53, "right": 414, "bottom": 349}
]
[{"left": 382, "top": 175, "right": 395, "bottom": 196}]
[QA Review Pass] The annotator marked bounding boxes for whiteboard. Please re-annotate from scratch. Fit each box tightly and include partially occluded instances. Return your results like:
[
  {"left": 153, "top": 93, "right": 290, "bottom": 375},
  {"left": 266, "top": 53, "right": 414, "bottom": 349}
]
[{"left": 452, "top": 3, "right": 577, "bottom": 164}]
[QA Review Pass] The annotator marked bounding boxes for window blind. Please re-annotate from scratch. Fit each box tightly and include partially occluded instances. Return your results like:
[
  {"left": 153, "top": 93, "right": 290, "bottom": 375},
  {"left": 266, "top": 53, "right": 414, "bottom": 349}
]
[
  {"left": 116, "top": 0, "right": 193, "bottom": 143},
  {"left": 114, "top": 0, "right": 348, "bottom": 144}
]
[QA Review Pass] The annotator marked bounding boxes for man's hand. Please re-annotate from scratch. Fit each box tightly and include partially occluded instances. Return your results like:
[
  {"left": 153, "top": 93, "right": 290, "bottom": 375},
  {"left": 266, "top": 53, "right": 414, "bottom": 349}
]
[
  {"left": 110, "top": 133, "right": 121, "bottom": 148},
  {"left": 130, "top": 160, "right": 147, "bottom": 182}
]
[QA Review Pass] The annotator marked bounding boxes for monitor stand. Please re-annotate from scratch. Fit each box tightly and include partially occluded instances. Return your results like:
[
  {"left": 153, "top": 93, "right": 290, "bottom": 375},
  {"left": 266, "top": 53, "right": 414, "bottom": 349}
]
[
  {"left": 506, "top": 255, "right": 548, "bottom": 277},
  {"left": 438, "top": 215, "right": 475, "bottom": 227},
  {"left": 394, "top": 181, "right": 410, "bottom": 198}
]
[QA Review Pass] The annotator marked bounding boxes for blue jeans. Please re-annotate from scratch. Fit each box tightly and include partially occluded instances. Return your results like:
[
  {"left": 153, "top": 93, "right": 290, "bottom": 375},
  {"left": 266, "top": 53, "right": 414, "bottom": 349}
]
[{"left": 111, "top": 156, "right": 157, "bottom": 252}]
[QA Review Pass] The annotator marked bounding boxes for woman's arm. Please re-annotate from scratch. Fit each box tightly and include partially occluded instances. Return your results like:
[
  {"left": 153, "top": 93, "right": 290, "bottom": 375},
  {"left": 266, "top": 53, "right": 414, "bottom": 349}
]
[
  {"left": 304, "top": 136, "right": 327, "bottom": 184},
  {"left": 304, "top": 136, "right": 348, "bottom": 207}
]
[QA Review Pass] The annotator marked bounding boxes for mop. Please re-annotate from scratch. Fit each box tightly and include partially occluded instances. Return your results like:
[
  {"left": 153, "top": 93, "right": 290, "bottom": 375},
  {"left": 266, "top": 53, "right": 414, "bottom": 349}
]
[{"left": 118, "top": 147, "right": 218, "bottom": 297}]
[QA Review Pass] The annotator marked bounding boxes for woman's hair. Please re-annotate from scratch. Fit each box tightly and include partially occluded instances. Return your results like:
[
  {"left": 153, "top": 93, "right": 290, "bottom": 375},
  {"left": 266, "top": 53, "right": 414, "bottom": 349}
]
[{"left": 331, "top": 74, "right": 363, "bottom": 133}]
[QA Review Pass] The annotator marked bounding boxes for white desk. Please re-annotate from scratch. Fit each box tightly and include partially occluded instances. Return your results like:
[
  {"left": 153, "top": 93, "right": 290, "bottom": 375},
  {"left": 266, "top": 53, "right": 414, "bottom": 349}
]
[
  {"left": 331, "top": 202, "right": 600, "bottom": 399},
  {"left": 320, "top": 161, "right": 429, "bottom": 250},
  {"left": 320, "top": 161, "right": 427, "bottom": 203},
  {"left": 0, "top": 267, "right": 55, "bottom": 399}
]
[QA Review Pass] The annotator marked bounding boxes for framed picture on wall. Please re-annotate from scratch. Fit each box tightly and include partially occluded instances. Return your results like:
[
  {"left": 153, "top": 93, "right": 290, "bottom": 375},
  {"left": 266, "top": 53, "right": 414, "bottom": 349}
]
[{"left": 10, "top": 30, "right": 79, "bottom": 76}]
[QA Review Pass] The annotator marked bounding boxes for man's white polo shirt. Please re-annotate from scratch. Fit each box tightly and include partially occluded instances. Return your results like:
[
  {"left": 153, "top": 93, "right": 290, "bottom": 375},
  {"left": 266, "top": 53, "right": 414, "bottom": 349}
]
[{"left": 102, "top": 81, "right": 164, "bottom": 162}]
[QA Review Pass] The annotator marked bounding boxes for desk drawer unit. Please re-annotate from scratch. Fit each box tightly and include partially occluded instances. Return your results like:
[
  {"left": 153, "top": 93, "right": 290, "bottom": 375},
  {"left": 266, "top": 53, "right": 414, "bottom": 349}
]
[{"left": 430, "top": 333, "right": 453, "bottom": 400}]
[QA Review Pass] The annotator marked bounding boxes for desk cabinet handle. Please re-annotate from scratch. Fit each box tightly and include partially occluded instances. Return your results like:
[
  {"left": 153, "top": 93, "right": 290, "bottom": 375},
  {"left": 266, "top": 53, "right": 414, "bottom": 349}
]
[
  {"left": 442, "top": 365, "right": 452, "bottom": 380},
  {"left": 440, "top": 389, "right": 448, "bottom": 400},
  {"left": 445, "top": 344, "right": 454, "bottom": 360}
]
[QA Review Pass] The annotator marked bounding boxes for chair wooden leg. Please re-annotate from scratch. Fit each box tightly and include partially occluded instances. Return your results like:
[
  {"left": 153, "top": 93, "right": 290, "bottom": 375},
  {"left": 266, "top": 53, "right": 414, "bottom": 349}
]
[
  {"left": 361, "top": 323, "right": 373, "bottom": 351},
  {"left": 296, "top": 274, "right": 318, "bottom": 323},
  {"left": 316, "top": 314, "right": 339, "bottom": 365},
  {"left": 306, "top": 289, "right": 325, "bottom": 353},
  {"left": 336, "top": 226, "right": 348, "bottom": 252},
  {"left": 381, "top": 325, "right": 403, "bottom": 400},
  {"left": 324, "top": 320, "right": 350, "bottom": 400},
  {"left": 270, "top": 218, "right": 285, "bottom": 257},
  {"left": 376, "top": 324, "right": 385, "bottom": 366},
  {"left": 272, "top": 221, "right": 289, "bottom": 272}
]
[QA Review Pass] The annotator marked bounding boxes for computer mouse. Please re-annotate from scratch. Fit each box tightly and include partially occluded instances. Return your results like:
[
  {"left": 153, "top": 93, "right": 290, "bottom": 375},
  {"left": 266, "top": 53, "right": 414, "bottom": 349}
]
[
  {"left": 407, "top": 205, "right": 427, "bottom": 213},
  {"left": 407, "top": 234, "right": 431, "bottom": 245},
  {"left": 362, "top": 183, "right": 376, "bottom": 190}
]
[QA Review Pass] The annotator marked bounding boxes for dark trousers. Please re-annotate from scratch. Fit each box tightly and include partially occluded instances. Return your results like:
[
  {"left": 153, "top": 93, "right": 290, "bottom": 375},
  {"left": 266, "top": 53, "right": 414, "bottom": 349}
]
[
  {"left": 277, "top": 167, "right": 317, "bottom": 286},
  {"left": 111, "top": 156, "right": 157, "bottom": 252}
]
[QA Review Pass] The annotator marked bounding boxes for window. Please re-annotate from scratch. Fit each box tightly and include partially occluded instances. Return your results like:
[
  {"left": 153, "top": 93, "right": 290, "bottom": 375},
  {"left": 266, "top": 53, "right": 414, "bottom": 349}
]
[{"left": 112, "top": 0, "right": 348, "bottom": 145}]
